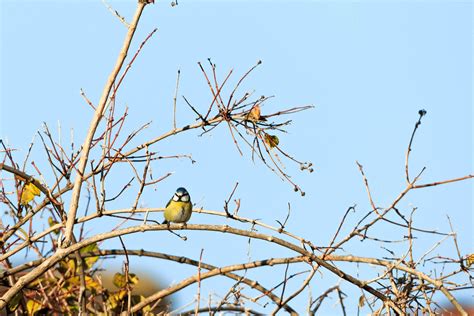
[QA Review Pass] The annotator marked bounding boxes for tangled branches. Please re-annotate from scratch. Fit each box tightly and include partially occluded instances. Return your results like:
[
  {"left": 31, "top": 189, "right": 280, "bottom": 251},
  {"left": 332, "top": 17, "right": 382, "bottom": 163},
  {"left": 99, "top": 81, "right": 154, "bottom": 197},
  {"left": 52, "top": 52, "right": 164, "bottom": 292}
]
[{"left": 0, "top": 1, "right": 472, "bottom": 315}]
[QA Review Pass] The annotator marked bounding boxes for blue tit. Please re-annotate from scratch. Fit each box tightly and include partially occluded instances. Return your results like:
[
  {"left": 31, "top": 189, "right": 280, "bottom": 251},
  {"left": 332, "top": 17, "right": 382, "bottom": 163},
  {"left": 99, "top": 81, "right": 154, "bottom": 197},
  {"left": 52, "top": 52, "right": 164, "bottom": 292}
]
[{"left": 163, "top": 187, "right": 192, "bottom": 224}]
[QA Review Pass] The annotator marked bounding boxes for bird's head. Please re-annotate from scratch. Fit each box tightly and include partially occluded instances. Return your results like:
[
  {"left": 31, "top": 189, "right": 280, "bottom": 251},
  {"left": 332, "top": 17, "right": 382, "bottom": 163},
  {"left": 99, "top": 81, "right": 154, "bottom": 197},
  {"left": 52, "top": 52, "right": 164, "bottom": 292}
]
[{"left": 173, "top": 187, "right": 190, "bottom": 202}]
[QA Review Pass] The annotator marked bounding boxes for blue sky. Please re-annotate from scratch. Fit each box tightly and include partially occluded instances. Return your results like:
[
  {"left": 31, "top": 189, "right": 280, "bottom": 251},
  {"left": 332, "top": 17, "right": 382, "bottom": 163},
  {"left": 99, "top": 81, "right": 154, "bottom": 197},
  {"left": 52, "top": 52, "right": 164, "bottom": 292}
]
[{"left": 1, "top": 0, "right": 472, "bottom": 314}]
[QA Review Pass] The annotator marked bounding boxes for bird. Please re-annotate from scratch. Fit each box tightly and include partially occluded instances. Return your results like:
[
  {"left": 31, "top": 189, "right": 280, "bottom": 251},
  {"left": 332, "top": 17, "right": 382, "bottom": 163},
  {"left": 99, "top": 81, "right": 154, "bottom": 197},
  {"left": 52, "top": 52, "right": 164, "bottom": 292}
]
[{"left": 163, "top": 187, "right": 192, "bottom": 224}]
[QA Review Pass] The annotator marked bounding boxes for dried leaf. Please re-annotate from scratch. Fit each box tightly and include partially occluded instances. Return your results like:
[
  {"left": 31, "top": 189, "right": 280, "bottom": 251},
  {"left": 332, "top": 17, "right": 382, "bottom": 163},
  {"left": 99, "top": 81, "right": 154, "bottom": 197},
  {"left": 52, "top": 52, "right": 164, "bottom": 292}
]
[
  {"left": 20, "top": 182, "right": 41, "bottom": 205},
  {"left": 247, "top": 104, "right": 261, "bottom": 122},
  {"left": 264, "top": 133, "right": 280, "bottom": 149},
  {"left": 358, "top": 295, "right": 365, "bottom": 308},
  {"left": 466, "top": 254, "right": 474, "bottom": 267}
]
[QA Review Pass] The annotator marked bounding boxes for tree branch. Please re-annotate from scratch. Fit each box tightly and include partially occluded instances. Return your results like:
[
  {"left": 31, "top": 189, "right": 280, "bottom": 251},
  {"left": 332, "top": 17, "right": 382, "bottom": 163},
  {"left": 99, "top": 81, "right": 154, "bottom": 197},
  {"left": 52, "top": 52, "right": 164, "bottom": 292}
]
[{"left": 63, "top": 1, "right": 148, "bottom": 246}]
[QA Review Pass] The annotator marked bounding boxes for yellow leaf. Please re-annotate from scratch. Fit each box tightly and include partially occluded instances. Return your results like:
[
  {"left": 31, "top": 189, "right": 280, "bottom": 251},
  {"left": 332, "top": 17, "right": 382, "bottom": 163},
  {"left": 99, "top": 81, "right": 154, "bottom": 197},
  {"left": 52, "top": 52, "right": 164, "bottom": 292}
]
[
  {"left": 26, "top": 299, "right": 42, "bottom": 315},
  {"left": 59, "top": 258, "right": 76, "bottom": 275},
  {"left": 117, "top": 289, "right": 127, "bottom": 300},
  {"left": 48, "top": 217, "right": 60, "bottom": 235},
  {"left": 128, "top": 273, "right": 139, "bottom": 285},
  {"left": 67, "top": 258, "right": 76, "bottom": 272},
  {"left": 140, "top": 295, "right": 153, "bottom": 313},
  {"left": 85, "top": 276, "right": 101, "bottom": 292},
  {"left": 66, "top": 276, "right": 81, "bottom": 290},
  {"left": 113, "top": 273, "right": 127, "bottom": 288},
  {"left": 48, "top": 216, "right": 58, "bottom": 227},
  {"left": 20, "top": 182, "right": 41, "bottom": 205},
  {"left": 107, "top": 290, "right": 127, "bottom": 309},
  {"left": 264, "top": 133, "right": 280, "bottom": 149},
  {"left": 107, "top": 293, "right": 119, "bottom": 309},
  {"left": 358, "top": 295, "right": 365, "bottom": 308},
  {"left": 80, "top": 242, "right": 99, "bottom": 269},
  {"left": 466, "top": 254, "right": 474, "bottom": 267},
  {"left": 65, "top": 275, "right": 101, "bottom": 293},
  {"left": 113, "top": 272, "right": 139, "bottom": 288}
]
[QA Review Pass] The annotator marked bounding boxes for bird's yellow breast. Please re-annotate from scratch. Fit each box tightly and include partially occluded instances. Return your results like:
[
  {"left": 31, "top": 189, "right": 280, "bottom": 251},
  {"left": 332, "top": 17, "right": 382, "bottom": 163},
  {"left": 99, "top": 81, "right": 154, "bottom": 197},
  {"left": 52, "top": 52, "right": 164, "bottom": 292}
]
[{"left": 164, "top": 200, "right": 192, "bottom": 223}]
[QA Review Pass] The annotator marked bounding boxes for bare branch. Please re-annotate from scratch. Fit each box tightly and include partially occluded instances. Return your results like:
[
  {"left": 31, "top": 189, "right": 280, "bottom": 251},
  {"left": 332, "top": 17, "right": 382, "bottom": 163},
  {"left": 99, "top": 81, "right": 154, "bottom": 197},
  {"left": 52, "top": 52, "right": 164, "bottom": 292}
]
[{"left": 63, "top": 1, "right": 149, "bottom": 246}]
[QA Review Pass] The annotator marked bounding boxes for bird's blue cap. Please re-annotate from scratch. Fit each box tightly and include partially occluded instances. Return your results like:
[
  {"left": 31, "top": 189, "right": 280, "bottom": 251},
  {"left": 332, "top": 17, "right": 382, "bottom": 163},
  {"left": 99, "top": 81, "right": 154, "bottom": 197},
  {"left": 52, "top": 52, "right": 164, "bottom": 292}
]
[{"left": 176, "top": 187, "right": 188, "bottom": 195}]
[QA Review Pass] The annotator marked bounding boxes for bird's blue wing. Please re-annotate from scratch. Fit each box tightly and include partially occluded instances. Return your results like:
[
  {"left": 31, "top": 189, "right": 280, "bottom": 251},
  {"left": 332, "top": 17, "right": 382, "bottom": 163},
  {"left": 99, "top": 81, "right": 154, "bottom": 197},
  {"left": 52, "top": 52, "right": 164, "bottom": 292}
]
[{"left": 165, "top": 197, "right": 172, "bottom": 208}]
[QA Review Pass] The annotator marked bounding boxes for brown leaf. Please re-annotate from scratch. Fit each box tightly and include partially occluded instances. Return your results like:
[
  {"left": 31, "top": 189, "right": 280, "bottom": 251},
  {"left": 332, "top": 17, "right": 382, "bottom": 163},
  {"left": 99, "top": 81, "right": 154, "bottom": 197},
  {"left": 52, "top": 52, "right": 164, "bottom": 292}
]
[
  {"left": 466, "top": 254, "right": 474, "bottom": 267},
  {"left": 264, "top": 133, "right": 280, "bottom": 149},
  {"left": 247, "top": 104, "right": 261, "bottom": 122}
]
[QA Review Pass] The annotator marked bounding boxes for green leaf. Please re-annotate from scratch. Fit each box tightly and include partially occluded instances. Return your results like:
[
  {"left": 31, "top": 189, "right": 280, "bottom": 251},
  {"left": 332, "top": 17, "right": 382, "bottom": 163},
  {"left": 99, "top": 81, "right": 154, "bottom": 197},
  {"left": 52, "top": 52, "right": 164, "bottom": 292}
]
[
  {"left": 113, "top": 273, "right": 127, "bottom": 288},
  {"left": 113, "top": 272, "right": 139, "bottom": 288},
  {"left": 48, "top": 217, "right": 60, "bottom": 235},
  {"left": 80, "top": 242, "right": 99, "bottom": 269},
  {"left": 7, "top": 292, "right": 22, "bottom": 312}
]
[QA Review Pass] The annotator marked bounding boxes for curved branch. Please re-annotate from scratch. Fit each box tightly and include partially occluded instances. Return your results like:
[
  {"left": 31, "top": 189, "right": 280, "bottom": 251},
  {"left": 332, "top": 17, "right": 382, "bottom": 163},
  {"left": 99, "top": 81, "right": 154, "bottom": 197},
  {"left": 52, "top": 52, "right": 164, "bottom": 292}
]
[
  {"left": 0, "top": 249, "right": 298, "bottom": 314},
  {"left": 0, "top": 224, "right": 398, "bottom": 312},
  {"left": 181, "top": 306, "right": 263, "bottom": 315},
  {"left": 89, "top": 249, "right": 300, "bottom": 314},
  {"left": 0, "top": 206, "right": 315, "bottom": 262},
  {"left": 127, "top": 256, "right": 301, "bottom": 313},
  {"left": 1, "top": 204, "right": 469, "bottom": 311},
  {"left": 2, "top": 242, "right": 466, "bottom": 314},
  {"left": 327, "top": 255, "right": 467, "bottom": 316}
]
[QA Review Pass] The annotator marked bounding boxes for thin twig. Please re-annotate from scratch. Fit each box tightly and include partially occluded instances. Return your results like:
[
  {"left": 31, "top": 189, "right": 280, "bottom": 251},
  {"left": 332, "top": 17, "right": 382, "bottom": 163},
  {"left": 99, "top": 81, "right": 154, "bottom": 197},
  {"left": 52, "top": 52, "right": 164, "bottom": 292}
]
[
  {"left": 63, "top": 1, "right": 149, "bottom": 246},
  {"left": 405, "top": 109, "right": 427, "bottom": 184},
  {"left": 173, "top": 69, "right": 181, "bottom": 129},
  {"left": 194, "top": 249, "right": 204, "bottom": 315}
]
